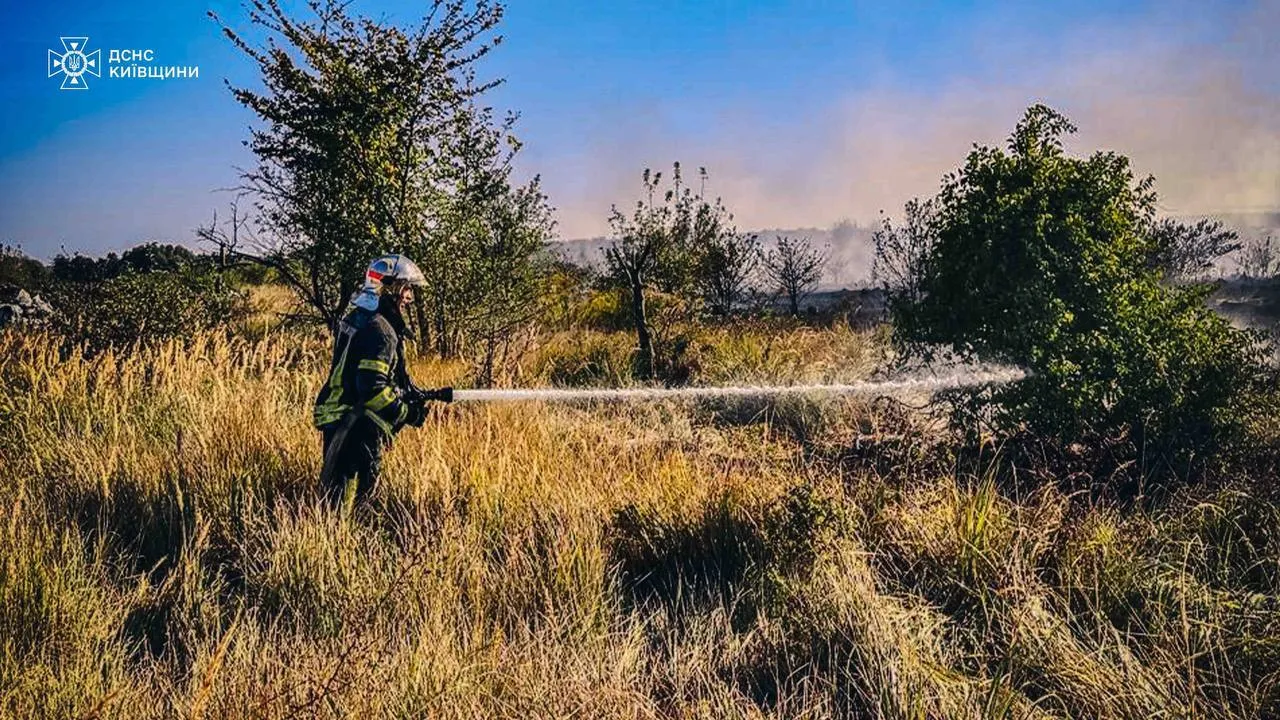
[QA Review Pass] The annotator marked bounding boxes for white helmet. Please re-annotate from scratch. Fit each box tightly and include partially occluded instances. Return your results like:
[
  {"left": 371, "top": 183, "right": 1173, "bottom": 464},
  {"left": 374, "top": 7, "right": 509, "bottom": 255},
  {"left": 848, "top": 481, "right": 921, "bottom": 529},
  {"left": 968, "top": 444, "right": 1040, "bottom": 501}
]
[{"left": 352, "top": 253, "right": 426, "bottom": 311}]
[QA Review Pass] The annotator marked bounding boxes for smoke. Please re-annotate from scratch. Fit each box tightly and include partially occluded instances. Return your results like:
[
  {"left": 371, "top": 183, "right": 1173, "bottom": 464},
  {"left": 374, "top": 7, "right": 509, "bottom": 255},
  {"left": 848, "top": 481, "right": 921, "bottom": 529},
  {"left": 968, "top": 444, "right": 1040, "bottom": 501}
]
[{"left": 546, "top": 1, "right": 1280, "bottom": 246}]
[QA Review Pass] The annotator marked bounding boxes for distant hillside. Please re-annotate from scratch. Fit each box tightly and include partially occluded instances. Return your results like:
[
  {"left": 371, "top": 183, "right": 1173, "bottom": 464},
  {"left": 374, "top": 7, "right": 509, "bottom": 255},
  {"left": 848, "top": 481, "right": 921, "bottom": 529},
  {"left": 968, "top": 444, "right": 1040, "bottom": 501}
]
[
  {"left": 550, "top": 221, "right": 879, "bottom": 290},
  {"left": 551, "top": 212, "right": 1279, "bottom": 290}
]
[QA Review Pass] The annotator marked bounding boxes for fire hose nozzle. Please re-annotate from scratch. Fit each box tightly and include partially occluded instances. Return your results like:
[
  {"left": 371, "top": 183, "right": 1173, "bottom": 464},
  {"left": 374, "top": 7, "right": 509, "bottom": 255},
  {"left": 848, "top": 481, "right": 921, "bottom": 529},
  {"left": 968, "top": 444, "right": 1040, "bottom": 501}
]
[{"left": 416, "top": 386, "right": 453, "bottom": 404}]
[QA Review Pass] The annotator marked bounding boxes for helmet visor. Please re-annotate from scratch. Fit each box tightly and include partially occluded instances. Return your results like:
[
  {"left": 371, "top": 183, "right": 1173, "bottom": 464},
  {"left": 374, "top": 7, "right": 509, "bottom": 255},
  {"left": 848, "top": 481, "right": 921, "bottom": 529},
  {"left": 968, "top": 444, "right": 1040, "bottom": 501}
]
[{"left": 394, "top": 257, "right": 427, "bottom": 286}]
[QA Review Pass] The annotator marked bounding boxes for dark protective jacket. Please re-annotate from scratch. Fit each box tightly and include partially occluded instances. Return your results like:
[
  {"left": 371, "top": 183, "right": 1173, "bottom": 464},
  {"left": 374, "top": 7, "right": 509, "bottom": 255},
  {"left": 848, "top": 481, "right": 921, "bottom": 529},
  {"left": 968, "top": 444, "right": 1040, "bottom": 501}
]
[{"left": 313, "top": 306, "right": 412, "bottom": 436}]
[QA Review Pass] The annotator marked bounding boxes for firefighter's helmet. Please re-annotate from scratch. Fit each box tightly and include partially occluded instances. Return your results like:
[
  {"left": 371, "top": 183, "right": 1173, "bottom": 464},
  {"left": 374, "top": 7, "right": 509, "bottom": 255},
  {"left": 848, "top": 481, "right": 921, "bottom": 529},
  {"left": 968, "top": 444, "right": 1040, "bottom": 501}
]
[{"left": 353, "top": 254, "right": 426, "bottom": 310}]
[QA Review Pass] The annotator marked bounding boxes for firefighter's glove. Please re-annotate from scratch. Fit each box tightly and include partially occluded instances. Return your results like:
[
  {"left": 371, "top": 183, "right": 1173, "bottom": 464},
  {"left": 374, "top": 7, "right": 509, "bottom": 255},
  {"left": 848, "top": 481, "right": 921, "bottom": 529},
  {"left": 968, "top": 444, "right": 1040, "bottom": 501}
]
[{"left": 405, "top": 398, "right": 429, "bottom": 427}]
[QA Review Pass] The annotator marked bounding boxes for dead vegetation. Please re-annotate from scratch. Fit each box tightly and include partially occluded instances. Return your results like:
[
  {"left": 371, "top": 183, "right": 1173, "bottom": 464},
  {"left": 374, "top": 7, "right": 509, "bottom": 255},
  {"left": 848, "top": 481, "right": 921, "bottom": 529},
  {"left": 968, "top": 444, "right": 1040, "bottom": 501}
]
[{"left": 2, "top": 326, "right": 1279, "bottom": 719}]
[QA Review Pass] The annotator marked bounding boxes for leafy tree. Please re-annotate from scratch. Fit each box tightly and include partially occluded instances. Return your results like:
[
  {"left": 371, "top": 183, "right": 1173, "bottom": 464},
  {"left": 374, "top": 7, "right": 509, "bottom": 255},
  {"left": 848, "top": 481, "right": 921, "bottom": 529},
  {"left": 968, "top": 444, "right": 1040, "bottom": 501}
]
[
  {"left": 52, "top": 252, "right": 120, "bottom": 283},
  {"left": 214, "top": 0, "right": 511, "bottom": 332},
  {"left": 409, "top": 103, "right": 555, "bottom": 362},
  {"left": 605, "top": 163, "right": 729, "bottom": 378},
  {"left": 893, "top": 104, "right": 1267, "bottom": 472},
  {"left": 763, "top": 235, "right": 827, "bottom": 317},
  {"left": 119, "top": 243, "right": 197, "bottom": 274},
  {"left": 52, "top": 244, "right": 213, "bottom": 282},
  {"left": 0, "top": 245, "right": 50, "bottom": 290}
]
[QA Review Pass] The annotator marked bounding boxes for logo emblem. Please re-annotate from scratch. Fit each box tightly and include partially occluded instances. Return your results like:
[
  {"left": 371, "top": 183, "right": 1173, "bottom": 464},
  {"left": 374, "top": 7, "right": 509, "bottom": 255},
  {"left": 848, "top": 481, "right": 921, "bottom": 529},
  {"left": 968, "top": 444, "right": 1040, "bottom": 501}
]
[{"left": 48, "top": 37, "right": 100, "bottom": 90}]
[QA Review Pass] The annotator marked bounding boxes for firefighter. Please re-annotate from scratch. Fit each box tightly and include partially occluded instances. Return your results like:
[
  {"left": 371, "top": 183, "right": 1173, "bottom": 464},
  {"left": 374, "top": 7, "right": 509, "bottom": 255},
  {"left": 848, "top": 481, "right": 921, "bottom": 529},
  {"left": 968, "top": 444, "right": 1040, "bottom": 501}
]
[{"left": 313, "top": 254, "right": 448, "bottom": 509}]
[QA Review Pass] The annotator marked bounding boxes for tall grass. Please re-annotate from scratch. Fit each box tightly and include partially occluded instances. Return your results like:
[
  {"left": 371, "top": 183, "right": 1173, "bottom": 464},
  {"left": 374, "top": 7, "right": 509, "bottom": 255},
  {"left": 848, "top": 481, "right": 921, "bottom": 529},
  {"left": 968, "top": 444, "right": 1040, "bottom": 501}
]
[{"left": 1, "top": 327, "right": 1279, "bottom": 718}]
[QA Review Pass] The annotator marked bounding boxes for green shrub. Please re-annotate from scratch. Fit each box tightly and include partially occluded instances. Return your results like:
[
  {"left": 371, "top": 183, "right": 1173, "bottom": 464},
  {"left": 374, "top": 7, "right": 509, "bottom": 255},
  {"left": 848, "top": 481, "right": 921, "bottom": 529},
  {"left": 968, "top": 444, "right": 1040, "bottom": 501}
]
[
  {"left": 48, "top": 269, "right": 248, "bottom": 353},
  {"left": 575, "top": 288, "right": 632, "bottom": 331},
  {"left": 894, "top": 105, "right": 1271, "bottom": 473},
  {"left": 0, "top": 244, "right": 50, "bottom": 290}
]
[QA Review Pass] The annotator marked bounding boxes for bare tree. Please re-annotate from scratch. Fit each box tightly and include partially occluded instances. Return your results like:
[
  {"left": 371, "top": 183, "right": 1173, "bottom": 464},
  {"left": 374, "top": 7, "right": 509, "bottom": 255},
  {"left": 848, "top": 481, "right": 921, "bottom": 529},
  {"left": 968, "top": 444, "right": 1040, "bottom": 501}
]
[
  {"left": 195, "top": 196, "right": 254, "bottom": 270},
  {"left": 698, "top": 231, "right": 760, "bottom": 317},
  {"left": 1146, "top": 217, "right": 1240, "bottom": 281},
  {"left": 1238, "top": 234, "right": 1279, "bottom": 279},
  {"left": 763, "top": 235, "right": 827, "bottom": 317},
  {"left": 872, "top": 198, "right": 936, "bottom": 307}
]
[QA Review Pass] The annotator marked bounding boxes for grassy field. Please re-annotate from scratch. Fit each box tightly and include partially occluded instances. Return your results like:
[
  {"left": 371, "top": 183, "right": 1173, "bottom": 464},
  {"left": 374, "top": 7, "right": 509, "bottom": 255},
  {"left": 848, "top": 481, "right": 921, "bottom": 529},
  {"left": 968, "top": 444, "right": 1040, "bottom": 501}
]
[{"left": 2, "top": 320, "right": 1280, "bottom": 719}]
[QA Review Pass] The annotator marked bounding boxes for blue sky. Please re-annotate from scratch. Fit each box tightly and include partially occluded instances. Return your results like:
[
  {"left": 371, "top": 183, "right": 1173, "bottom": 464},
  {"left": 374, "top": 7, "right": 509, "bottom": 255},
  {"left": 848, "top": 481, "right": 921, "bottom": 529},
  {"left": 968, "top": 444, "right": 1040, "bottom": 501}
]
[{"left": 1, "top": 0, "right": 1276, "bottom": 258}]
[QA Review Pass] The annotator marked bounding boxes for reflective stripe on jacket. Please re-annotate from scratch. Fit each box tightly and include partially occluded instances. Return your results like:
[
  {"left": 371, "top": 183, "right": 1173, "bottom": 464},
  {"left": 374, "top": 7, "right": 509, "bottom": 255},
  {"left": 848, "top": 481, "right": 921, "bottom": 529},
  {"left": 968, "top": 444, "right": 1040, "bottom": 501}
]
[{"left": 313, "top": 307, "right": 411, "bottom": 435}]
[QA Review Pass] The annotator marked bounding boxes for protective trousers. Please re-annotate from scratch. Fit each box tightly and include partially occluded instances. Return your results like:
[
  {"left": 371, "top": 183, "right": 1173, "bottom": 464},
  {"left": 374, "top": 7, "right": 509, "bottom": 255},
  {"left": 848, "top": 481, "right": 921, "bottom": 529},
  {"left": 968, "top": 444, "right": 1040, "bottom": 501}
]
[{"left": 320, "top": 416, "right": 385, "bottom": 508}]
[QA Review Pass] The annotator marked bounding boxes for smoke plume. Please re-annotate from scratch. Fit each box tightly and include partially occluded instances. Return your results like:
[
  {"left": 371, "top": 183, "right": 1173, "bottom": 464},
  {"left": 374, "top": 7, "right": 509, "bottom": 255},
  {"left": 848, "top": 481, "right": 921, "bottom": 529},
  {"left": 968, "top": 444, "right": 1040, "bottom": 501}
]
[{"left": 546, "top": 0, "right": 1280, "bottom": 255}]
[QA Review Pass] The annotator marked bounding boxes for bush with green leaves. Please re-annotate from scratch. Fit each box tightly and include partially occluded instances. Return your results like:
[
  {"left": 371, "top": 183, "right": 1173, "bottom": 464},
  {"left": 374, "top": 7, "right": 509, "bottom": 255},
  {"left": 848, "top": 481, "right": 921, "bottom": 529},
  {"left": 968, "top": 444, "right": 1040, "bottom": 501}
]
[
  {"left": 893, "top": 105, "right": 1270, "bottom": 472},
  {"left": 0, "top": 245, "right": 50, "bottom": 290},
  {"left": 49, "top": 269, "right": 247, "bottom": 353}
]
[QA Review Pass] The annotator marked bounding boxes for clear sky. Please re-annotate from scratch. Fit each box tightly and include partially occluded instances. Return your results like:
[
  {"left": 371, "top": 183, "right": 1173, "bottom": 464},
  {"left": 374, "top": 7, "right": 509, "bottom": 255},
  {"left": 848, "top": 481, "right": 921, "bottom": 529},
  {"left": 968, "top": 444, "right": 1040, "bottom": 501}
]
[{"left": 2, "top": 0, "right": 1277, "bottom": 258}]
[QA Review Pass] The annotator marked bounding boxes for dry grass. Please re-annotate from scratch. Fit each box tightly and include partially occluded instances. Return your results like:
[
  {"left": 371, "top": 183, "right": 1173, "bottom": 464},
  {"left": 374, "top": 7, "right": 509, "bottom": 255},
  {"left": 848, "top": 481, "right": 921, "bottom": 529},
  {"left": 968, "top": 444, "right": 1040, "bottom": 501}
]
[
  {"left": 520, "top": 321, "right": 886, "bottom": 389},
  {"left": 2, "top": 325, "right": 1279, "bottom": 719}
]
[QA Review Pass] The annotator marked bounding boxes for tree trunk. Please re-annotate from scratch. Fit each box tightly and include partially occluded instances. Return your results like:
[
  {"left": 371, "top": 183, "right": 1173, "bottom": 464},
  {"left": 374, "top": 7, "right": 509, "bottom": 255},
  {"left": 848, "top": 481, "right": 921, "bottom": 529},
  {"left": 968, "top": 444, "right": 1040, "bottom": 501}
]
[
  {"left": 628, "top": 277, "right": 653, "bottom": 379},
  {"left": 788, "top": 287, "right": 799, "bottom": 317},
  {"left": 414, "top": 301, "right": 432, "bottom": 354},
  {"left": 480, "top": 332, "right": 497, "bottom": 388},
  {"left": 434, "top": 291, "right": 449, "bottom": 357},
  {"left": 326, "top": 298, "right": 344, "bottom": 335}
]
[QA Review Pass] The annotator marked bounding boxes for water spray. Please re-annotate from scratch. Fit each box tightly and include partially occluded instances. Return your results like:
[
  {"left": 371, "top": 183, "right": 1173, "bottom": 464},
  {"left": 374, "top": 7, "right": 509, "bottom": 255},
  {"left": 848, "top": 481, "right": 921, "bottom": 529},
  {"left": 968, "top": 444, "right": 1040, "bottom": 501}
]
[{"left": 418, "top": 367, "right": 1028, "bottom": 404}]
